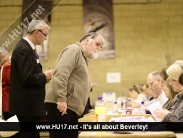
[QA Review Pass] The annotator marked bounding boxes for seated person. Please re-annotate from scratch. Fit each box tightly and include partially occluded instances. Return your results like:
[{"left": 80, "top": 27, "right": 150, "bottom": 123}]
[
  {"left": 154, "top": 64, "right": 183, "bottom": 122},
  {"left": 139, "top": 84, "right": 152, "bottom": 101},
  {"left": 159, "top": 67, "right": 178, "bottom": 110},
  {"left": 163, "top": 78, "right": 178, "bottom": 110},
  {"left": 160, "top": 68, "right": 168, "bottom": 91},
  {"left": 145, "top": 71, "right": 168, "bottom": 108},
  {"left": 128, "top": 84, "right": 146, "bottom": 108}
]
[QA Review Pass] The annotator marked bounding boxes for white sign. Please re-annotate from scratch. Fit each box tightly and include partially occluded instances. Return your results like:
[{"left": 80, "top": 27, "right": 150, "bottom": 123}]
[{"left": 106, "top": 72, "right": 121, "bottom": 83}]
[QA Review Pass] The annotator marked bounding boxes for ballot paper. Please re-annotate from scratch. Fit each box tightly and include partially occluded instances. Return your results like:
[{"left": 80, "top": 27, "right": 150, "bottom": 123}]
[
  {"left": 109, "top": 116, "right": 155, "bottom": 122},
  {"left": 108, "top": 116, "right": 154, "bottom": 134},
  {"left": 148, "top": 101, "right": 162, "bottom": 122}
]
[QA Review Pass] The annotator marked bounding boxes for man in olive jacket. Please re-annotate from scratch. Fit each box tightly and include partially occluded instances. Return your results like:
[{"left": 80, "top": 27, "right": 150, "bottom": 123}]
[{"left": 45, "top": 32, "right": 105, "bottom": 138}]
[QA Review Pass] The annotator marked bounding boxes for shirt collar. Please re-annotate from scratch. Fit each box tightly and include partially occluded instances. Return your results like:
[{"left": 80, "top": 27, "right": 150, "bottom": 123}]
[{"left": 23, "top": 37, "right": 36, "bottom": 51}]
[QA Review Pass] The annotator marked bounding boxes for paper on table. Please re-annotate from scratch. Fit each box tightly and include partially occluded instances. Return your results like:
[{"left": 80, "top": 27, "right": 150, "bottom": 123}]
[{"left": 147, "top": 101, "right": 162, "bottom": 122}]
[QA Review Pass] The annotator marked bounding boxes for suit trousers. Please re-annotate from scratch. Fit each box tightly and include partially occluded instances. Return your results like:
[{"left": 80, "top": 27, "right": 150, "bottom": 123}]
[
  {"left": 45, "top": 103, "right": 79, "bottom": 138},
  {"left": 17, "top": 115, "right": 40, "bottom": 138}
]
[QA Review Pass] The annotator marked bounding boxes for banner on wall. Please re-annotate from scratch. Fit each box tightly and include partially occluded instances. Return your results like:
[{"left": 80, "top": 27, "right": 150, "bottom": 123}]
[
  {"left": 82, "top": 0, "right": 115, "bottom": 59},
  {"left": 22, "top": 0, "right": 52, "bottom": 60}
]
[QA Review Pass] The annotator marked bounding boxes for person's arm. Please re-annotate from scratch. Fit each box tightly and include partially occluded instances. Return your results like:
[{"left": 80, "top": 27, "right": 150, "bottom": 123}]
[
  {"left": 2, "top": 63, "right": 10, "bottom": 85},
  {"left": 54, "top": 46, "right": 81, "bottom": 115},
  {"left": 154, "top": 108, "right": 170, "bottom": 121},
  {"left": 164, "top": 106, "right": 183, "bottom": 123},
  {"left": 163, "top": 95, "right": 183, "bottom": 122},
  {"left": 164, "top": 113, "right": 183, "bottom": 122}
]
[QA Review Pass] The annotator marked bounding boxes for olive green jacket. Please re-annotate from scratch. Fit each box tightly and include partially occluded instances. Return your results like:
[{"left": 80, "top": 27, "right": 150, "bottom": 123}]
[{"left": 45, "top": 42, "right": 91, "bottom": 116}]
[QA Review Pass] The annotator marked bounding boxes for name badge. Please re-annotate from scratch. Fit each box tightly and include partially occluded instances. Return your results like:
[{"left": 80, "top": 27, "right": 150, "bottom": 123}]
[{"left": 37, "top": 59, "right": 40, "bottom": 63}]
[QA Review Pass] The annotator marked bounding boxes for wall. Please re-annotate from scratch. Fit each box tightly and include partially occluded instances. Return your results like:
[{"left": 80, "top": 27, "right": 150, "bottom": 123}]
[
  {"left": 0, "top": 0, "right": 22, "bottom": 32},
  {"left": 0, "top": 0, "right": 22, "bottom": 51},
  {"left": 0, "top": 0, "right": 183, "bottom": 103},
  {"left": 88, "top": 0, "right": 183, "bottom": 102}
]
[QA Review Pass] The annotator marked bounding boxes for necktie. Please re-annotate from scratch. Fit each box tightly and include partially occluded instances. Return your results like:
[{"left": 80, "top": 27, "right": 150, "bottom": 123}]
[
  {"left": 34, "top": 49, "right": 42, "bottom": 69},
  {"left": 34, "top": 49, "right": 39, "bottom": 59}
]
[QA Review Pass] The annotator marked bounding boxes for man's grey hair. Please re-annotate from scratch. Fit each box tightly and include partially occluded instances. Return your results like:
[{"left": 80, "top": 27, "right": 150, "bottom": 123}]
[
  {"left": 79, "top": 32, "right": 106, "bottom": 46},
  {"left": 150, "top": 71, "right": 161, "bottom": 79},
  {"left": 27, "top": 19, "right": 50, "bottom": 33}
]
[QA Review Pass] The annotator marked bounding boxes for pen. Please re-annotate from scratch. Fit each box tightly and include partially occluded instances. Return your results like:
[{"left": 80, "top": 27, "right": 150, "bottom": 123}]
[{"left": 48, "top": 68, "right": 51, "bottom": 80}]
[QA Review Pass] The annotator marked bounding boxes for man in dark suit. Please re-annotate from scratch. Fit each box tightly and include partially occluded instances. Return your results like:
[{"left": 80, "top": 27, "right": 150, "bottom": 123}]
[{"left": 9, "top": 20, "right": 53, "bottom": 138}]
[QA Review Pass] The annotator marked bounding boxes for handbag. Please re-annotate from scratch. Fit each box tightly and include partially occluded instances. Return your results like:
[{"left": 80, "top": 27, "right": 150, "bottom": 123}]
[{"left": 0, "top": 65, "right": 20, "bottom": 137}]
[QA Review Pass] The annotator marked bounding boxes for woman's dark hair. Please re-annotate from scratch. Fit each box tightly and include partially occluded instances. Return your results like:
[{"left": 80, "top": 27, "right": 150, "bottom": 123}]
[
  {"left": 129, "top": 84, "right": 142, "bottom": 94},
  {"left": 160, "top": 68, "right": 168, "bottom": 81}
]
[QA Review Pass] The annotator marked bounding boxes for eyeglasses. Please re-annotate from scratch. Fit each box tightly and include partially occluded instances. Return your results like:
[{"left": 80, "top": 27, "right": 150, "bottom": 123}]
[
  {"left": 37, "top": 30, "right": 47, "bottom": 37},
  {"left": 147, "top": 80, "right": 157, "bottom": 87},
  {"left": 91, "top": 39, "right": 103, "bottom": 51}
]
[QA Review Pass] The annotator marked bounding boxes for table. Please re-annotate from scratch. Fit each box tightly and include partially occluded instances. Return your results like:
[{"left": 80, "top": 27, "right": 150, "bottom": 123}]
[
  {"left": 79, "top": 113, "right": 175, "bottom": 138},
  {"left": 79, "top": 114, "right": 155, "bottom": 122},
  {"left": 175, "top": 133, "right": 183, "bottom": 138},
  {"left": 79, "top": 131, "right": 175, "bottom": 138}
]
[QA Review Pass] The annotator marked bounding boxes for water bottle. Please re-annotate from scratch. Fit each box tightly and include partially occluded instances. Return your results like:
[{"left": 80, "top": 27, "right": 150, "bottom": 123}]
[
  {"left": 140, "top": 101, "right": 146, "bottom": 114},
  {"left": 112, "top": 102, "right": 118, "bottom": 114},
  {"left": 95, "top": 96, "right": 106, "bottom": 122},
  {"left": 121, "top": 94, "right": 126, "bottom": 109},
  {"left": 126, "top": 98, "right": 132, "bottom": 116}
]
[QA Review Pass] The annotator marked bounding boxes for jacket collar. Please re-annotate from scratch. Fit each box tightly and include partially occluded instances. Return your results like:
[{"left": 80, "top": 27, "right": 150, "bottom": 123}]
[
  {"left": 23, "top": 37, "right": 36, "bottom": 51},
  {"left": 76, "top": 42, "right": 88, "bottom": 66}
]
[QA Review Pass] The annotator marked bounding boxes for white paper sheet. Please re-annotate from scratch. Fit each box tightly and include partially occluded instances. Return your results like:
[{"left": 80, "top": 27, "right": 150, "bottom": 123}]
[
  {"left": 147, "top": 101, "right": 162, "bottom": 122},
  {"left": 106, "top": 72, "right": 121, "bottom": 83}
]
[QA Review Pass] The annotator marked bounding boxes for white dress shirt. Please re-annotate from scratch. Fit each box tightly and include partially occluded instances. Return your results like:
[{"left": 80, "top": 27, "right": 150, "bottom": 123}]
[{"left": 145, "top": 91, "right": 168, "bottom": 108}]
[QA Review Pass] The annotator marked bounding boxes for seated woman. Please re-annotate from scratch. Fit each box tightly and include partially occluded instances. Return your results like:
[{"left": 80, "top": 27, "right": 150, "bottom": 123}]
[
  {"left": 154, "top": 63, "right": 183, "bottom": 122},
  {"left": 128, "top": 84, "right": 147, "bottom": 108},
  {"left": 139, "top": 84, "right": 153, "bottom": 101},
  {"left": 160, "top": 68, "right": 168, "bottom": 91},
  {"left": 163, "top": 78, "right": 177, "bottom": 110},
  {"left": 159, "top": 68, "right": 178, "bottom": 110}
]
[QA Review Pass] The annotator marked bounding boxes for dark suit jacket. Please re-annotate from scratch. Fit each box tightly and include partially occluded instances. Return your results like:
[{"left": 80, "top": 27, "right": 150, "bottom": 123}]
[{"left": 9, "top": 39, "right": 47, "bottom": 116}]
